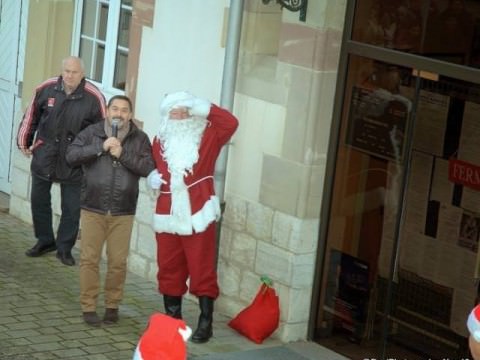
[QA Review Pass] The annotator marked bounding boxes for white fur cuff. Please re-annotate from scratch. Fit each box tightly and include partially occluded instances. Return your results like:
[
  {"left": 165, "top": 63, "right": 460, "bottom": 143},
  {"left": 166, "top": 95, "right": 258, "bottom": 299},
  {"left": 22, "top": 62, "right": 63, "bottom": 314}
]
[{"left": 152, "top": 196, "right": 220, "bottom": 235}]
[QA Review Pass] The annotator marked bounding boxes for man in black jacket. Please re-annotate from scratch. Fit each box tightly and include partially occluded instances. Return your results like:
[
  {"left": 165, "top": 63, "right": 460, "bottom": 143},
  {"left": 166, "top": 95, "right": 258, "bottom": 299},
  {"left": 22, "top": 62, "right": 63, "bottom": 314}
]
[
  {"left": 66, "top": 95, "right": 155, "bottom": 327},
  {"left": 17, "top": 56, "right": 106, "bottom": 266}
]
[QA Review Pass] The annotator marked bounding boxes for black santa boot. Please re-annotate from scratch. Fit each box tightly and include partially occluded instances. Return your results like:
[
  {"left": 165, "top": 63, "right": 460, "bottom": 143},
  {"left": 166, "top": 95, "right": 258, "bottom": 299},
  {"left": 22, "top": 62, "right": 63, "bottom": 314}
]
[
  {"left": 163, "top": 295, "right": 182, "bottom": 319},
  {"left": 191, "top": 296, "right": 214, "bottom": 343}
]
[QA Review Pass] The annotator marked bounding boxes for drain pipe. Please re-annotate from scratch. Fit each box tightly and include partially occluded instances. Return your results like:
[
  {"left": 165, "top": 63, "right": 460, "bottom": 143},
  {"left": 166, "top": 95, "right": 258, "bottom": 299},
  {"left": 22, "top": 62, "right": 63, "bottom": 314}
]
[
  {"left": 215, "top": 0, "right": 244, "bottom": 262},
  {"left": 215, "top": 0, "right": 244, "bottom": 203}
]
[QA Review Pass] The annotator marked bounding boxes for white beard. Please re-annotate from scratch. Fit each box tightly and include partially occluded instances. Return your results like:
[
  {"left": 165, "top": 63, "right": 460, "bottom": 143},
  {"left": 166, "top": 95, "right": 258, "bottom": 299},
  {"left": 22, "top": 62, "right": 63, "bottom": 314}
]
[
  {"left": 157, "top": 117, "right": 208, "bottom": 231},
  {"left": 158, "top": 117, "right": 208, "bottom": 179}
]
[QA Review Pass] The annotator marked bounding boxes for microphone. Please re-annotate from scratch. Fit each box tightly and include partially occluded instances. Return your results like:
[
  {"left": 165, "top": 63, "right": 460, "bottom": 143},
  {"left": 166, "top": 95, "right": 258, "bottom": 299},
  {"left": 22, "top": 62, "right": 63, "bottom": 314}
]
[{"left": 111, "top": 118, "right": 120, "bottom": 138}]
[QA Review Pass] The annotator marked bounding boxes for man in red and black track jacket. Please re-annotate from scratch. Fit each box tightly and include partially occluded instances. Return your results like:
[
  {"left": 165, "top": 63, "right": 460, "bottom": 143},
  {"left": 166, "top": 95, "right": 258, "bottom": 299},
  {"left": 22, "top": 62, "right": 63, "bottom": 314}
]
[{"left": 16, "top": 56, "right": 106, "bottom": 266}]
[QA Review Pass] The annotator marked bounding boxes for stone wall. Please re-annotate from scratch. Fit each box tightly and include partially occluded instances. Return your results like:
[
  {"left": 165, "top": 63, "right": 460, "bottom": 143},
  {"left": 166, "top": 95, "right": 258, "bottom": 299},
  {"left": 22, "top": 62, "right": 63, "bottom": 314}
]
[
  {"left": 213, "top": 0, "right": 347, "bottom": 341},
  {"left": 217, "top": 195, "right": 319, "bottom": 340}
]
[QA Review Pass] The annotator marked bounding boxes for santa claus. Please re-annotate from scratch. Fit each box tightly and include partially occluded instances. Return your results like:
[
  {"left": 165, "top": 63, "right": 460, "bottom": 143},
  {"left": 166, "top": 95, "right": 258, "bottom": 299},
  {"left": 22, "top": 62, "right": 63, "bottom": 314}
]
[{"left": 147, "top": 91, "right": 238, "bottom": 343}]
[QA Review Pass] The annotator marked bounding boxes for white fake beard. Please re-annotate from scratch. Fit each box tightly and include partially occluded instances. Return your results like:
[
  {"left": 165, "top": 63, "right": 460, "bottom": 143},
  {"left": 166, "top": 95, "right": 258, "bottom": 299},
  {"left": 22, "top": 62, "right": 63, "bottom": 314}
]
[
  {"left": 159, "top": 117, "right": 208, "bottom": 180},
  {"left": 158, "top": 117, "right": 208, "bottom": 229}
]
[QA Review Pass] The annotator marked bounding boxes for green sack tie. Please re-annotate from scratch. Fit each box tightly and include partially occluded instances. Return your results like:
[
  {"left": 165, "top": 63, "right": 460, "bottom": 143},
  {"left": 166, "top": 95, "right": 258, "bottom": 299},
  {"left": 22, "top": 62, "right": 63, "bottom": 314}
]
[{"left": 260, "top": 275, "right": 273, "bottom": 293}]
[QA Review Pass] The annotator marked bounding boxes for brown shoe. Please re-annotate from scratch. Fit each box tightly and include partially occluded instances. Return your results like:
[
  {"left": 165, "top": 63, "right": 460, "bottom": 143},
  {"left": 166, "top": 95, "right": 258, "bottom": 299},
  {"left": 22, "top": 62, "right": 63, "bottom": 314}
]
[
  {"left": 83, "top": 311, "right": 101, "bottom": 327},
  {"left": 103, "top": 308, "right": 119, "bottom": 324}
]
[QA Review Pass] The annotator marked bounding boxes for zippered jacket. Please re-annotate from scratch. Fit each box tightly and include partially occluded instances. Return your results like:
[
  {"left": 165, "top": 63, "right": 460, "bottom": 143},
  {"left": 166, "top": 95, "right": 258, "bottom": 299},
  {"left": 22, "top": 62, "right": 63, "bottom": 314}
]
[
  {"left": 66, "top": 120, "right": 155, "bottom": 215},
  {"left": 16, "top": 76, "right": 106, "bottom": 183}
]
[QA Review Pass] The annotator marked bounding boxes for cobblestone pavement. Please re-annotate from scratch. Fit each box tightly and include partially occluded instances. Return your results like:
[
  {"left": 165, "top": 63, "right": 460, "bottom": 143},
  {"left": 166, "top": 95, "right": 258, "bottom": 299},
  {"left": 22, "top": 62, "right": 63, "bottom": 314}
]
[{"left": 0, "top": 209, "right": 333, "bottom": 360}]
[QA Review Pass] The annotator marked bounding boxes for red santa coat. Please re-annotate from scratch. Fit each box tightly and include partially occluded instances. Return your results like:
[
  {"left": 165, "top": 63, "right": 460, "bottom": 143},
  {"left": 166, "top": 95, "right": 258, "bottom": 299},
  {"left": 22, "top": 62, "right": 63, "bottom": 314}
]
[{"left": 152, "top": 104, "right": 238, "bottom": 235}]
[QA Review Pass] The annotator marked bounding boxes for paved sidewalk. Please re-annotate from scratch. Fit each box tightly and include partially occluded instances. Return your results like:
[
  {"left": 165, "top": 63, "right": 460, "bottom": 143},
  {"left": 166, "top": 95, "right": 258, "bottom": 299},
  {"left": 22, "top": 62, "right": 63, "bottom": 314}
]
[{"left": 0, "top": 209, "right": 338, "bottom": 359}]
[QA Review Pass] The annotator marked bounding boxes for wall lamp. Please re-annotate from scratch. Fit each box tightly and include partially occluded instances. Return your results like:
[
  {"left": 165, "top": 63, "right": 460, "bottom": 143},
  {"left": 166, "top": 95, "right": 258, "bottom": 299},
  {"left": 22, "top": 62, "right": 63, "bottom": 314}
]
[{"left": 261, "top": 0, "right": 308, "bottom": 22}]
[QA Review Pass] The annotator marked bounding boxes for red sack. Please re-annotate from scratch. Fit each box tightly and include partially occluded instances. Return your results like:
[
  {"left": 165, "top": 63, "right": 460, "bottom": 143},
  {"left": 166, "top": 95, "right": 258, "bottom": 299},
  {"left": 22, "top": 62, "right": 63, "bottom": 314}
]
[{"left": 228, "top": 281, "right": 280, "bottom": 344}]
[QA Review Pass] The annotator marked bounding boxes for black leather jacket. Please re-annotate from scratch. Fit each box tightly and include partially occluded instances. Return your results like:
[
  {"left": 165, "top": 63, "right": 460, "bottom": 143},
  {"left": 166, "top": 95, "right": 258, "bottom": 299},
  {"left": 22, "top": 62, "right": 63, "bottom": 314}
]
[
  {"left": 65, "top": 121, "right": 155, "bottom": 215},
  {"left": 17, "top": 77, "right": 106, "bottom": 183}
]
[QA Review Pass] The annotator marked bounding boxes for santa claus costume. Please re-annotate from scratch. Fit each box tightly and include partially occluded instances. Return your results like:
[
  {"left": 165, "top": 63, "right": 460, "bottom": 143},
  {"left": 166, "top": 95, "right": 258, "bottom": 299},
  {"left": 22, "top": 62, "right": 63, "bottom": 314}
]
[{"left": 148, "top": 91, "right": 238, "bottom": 343}]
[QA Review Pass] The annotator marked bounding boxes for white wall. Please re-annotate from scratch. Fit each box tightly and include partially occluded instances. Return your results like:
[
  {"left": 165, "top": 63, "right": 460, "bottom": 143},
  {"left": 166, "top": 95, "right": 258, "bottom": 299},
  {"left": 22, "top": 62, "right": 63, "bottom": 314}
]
[
  {"left": 135, "top": 0, "right": 230, "bottom": 137},
  {"left": 127, "top": 0, "right": 239, "bottom": 285}
]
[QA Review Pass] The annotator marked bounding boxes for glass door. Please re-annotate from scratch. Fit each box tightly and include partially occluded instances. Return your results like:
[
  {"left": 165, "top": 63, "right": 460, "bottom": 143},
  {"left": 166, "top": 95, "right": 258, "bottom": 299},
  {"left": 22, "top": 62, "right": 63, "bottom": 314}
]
[
  {"left": 312, "top": 1, "right": 480, "bottom": 358},
  {"left": 313, "top": 54, "right": 419, "bottom": 360},
  {"left": 381, "top": 71, "right": 480, "bottom": 360},
  {"left": 313, "top": 53, "right": 480, "bottom": 360}
]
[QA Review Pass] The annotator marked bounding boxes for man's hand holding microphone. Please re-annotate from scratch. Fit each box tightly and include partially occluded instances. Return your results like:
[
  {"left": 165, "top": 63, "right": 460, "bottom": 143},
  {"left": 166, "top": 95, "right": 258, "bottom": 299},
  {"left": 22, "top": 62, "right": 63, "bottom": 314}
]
[{"left": 103, "top": 118, "right": 122, "bottom": 158}]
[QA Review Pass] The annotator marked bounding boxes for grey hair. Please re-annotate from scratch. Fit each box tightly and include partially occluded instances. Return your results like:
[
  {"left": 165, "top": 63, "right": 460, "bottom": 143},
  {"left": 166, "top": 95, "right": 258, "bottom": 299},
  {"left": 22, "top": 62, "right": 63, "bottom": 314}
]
[{"left": 62, "top": 56, "right": 85, "bottom": 72}]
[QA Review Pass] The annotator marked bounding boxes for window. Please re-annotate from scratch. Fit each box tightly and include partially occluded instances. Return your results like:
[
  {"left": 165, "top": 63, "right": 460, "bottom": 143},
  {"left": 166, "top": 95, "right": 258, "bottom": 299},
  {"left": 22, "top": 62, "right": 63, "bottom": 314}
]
[{"left": 73, "top": 0, "right": 132, "bottom": 93}]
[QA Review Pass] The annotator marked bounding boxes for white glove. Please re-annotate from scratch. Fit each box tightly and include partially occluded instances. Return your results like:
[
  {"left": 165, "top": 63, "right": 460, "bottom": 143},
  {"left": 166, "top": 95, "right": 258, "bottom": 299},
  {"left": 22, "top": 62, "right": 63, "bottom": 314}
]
[
  {"left": 175, "top": 97, "right": 211, "bottom": 116},
  {"left": 147, "top": 169, "right": 166, "bottom": 190},
  {"left": 190, "top": 98, "right": 211, "bottom": 117}
]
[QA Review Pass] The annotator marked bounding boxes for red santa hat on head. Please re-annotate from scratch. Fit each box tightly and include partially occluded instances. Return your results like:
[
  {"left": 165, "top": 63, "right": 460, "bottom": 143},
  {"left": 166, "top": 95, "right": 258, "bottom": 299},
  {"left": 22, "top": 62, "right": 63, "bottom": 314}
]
[
  {"left": 468, "top": 305, "right": 480, "bottom": 342},
  {"left": 133, "top": 313, "right": 192, "bottom": 360}
]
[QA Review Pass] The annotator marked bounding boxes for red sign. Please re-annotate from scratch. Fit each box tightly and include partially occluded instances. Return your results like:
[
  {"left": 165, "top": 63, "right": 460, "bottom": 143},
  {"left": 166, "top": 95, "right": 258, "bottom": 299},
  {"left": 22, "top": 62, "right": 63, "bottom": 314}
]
[{"left": 449, "top": 159, "right": 480, "bottom": 191}]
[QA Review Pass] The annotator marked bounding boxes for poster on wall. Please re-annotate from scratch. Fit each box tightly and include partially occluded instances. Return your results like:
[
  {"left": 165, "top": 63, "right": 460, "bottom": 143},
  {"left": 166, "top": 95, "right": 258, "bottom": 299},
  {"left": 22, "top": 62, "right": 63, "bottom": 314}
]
[
  {"left": 345, "top": 86, "right": 411, "bottom": 162},
  {"left": 324, "top": 249, "right": 370, "bottom": 340},
  {"left": 458, "top": 211, "right": 480, "bottom": 252},
  {"left": 412, "top": 90, "right": 450, "bottom": 156},
  {"left": 458, "top": 101, "right": 480, "bottom": 163}
]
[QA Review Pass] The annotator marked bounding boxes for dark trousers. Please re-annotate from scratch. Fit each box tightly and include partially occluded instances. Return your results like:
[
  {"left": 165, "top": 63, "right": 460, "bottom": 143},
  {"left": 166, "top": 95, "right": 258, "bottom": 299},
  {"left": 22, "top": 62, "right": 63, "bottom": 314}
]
[{"left": 31, "top": 174, "right": 81, "bottom": 252}]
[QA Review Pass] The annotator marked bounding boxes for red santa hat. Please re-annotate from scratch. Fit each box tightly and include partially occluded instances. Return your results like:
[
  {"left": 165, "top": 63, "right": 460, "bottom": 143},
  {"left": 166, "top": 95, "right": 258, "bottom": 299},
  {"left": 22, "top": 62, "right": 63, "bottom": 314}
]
[
  {"left": 468, "top": 305, "right": 480, "bottom": 342},
  {"left": 133, "top": 313, "right": 192, "bottom": 360}
]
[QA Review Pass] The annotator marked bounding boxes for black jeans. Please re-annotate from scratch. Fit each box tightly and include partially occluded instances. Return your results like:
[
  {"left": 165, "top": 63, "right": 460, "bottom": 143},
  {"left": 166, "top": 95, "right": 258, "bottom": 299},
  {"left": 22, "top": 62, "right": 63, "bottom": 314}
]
[{"left": 31, "top": 175, "right": 81, "bottom": 252}]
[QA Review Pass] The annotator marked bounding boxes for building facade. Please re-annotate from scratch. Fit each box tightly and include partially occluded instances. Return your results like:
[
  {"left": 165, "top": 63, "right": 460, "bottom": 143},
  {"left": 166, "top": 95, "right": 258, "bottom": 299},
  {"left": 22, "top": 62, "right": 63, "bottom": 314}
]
[
  {"left": 5, "top": 1, "right": 480, "bottom": 359},
  {"left": 7, "top": 0, "right": 344, "bottom": 345}
]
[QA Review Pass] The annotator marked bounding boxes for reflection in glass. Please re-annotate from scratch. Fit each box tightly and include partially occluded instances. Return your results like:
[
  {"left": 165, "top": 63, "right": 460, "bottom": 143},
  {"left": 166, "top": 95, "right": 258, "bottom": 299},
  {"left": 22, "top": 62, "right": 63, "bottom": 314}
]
[
  {"left": 81, "top": 1, "right": 109, "bottom": 41},
  {"left": 315, "top": 55, "right": 414, "bottom": 359},
  {"left": 117, "top": 7, "right": 131, "bottom": 48},
  {"left": 353, "top": 0, "right": 479, "bottom": 67},
  {"left": 79, "top": 39, "right": 104, "bottom": 84},
  {"left": 345, "top": 61, "right": 412, "bottom": 163},
  {"left": 114, "top": 50, "right": 128, "bottom": 90},
  {"left": 94, "top": 45, "right": 105, "bottom": 83},
  {"left": 113, "top": 3, "right": 131, "bottom": 90},
  {"left": 315, "top": 53, "right": 479, "bottom": 359},
  {"left": 81, "top": 0, "right": 96, "bottom": 38},
  {"left": 80, "top": 39, "right": 95, "bottom": 81},
  {"left": 98, "top": 4, "right": 109, "bottom": 41}
]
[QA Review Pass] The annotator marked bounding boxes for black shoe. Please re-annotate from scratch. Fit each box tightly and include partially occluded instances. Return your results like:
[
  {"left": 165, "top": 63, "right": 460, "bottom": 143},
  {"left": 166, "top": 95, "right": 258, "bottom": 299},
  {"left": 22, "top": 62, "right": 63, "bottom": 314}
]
[
  {"left": 25, "top": 242, "right": 57, "bottom": 257},
  {"left": 191, "top": 296, "right": 214, "bottom": 343},
  {"left": 163, "top": 295, "right": 183, "bottom": 319},
  {"left": 103, "top": 308, "right": 119, "bottom": 324},
  {"left": 83, "top": 311, "right": 101, "bottom": 327},
  {"left": 56, "top": 250, "right": 75, "bottom": 266}
]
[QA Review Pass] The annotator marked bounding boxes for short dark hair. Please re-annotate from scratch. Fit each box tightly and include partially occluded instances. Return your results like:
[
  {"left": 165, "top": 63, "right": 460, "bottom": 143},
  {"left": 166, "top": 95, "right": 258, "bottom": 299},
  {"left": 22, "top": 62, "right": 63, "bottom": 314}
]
[{"left": 108, "top": 95, "right": 133, "bottom": 112}]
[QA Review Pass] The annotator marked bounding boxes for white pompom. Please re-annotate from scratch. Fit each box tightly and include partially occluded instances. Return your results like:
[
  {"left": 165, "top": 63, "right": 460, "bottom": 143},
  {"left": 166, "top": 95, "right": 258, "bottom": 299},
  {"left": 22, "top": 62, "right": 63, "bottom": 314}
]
[{"left": 178, "top": 325, "right": 192, "bottom": 342}]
